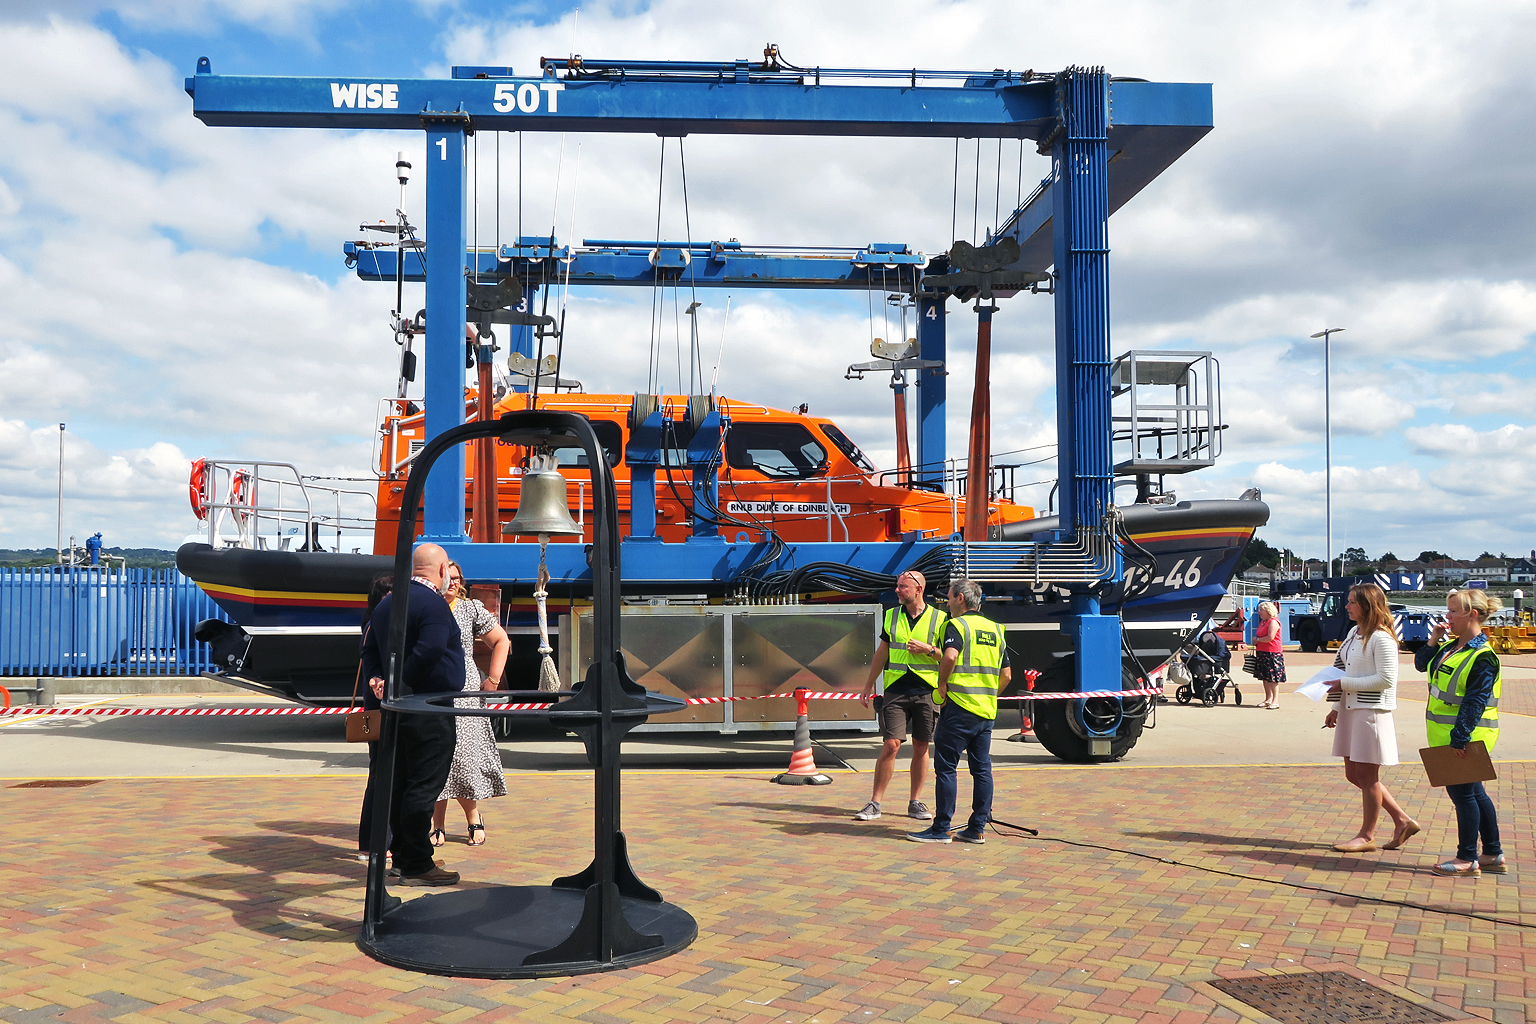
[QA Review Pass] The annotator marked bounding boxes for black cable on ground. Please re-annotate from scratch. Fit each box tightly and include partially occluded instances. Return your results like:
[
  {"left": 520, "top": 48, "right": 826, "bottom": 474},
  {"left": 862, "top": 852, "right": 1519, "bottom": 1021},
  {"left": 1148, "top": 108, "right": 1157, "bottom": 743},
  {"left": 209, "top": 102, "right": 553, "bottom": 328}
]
[
  {"left": 979, "top": 819, "right": 1534, "bottom": 931},
  {"left": 810, "top": 736, "right": 857, "bottom": 771}
]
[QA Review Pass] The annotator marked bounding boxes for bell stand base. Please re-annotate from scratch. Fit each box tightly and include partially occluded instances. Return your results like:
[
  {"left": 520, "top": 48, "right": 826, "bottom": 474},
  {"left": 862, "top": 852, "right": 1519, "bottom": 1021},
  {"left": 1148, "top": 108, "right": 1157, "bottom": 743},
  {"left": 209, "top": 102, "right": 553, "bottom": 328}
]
[{"left": 358, "top": 883, "right": 696, "bottom": 979}]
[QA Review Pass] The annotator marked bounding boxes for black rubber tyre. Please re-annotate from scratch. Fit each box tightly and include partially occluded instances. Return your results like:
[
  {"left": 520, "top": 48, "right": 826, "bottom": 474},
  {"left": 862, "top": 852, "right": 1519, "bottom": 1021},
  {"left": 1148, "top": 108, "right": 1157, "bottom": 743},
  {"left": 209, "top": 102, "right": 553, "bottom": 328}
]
[
  {"left": 1297, "top": 622, "right": 1322, "bottom": 653},
  {"left": 1175, "top": 684, "right": 1192, "bottom": 705},
  {"left": 1031, "top": 658, "right": 1148, "bottom": 764},
  {"left": 1233, "top": 687, "right": 1243, "bottom": 706},
  {"left": 1201, "top": 689, "right": 1218, "bottom": 707}
]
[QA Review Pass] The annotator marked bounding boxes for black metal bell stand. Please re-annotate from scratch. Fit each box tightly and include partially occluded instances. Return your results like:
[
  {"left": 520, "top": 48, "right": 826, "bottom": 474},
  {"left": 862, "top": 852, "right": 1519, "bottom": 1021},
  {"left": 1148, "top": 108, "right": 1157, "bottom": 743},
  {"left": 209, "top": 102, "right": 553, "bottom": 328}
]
[{"left": 357, "top": 410, "right": 696, "bottom": 978}]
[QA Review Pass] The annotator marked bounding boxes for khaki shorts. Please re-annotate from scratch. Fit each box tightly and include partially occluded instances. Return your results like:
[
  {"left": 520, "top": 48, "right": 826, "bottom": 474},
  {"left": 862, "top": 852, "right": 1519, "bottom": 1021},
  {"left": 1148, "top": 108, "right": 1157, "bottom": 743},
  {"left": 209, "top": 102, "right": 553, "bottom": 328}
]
[{"left": 878, "top": 690, "right": 939, "bottom": 743}]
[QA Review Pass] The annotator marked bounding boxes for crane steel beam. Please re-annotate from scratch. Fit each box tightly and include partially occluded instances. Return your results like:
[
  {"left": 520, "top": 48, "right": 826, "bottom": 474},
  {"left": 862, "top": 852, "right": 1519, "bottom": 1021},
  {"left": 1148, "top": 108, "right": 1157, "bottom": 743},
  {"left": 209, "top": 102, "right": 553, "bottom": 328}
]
[{"left": 344, "top": 242, "right": 934, "bottom": 290}]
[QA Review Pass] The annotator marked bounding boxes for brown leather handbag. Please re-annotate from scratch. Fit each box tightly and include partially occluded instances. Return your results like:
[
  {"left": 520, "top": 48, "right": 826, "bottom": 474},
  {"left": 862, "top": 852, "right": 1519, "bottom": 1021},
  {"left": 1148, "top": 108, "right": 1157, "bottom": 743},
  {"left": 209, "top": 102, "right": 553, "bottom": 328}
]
[{"left": 345, "top": 624, "right": 382, "bottom": 743}]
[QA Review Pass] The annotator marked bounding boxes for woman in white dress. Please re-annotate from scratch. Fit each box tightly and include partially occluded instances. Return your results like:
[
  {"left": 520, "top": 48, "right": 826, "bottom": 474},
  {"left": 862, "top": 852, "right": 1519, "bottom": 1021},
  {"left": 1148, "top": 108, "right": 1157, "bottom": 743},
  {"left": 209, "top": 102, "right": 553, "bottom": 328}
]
[{"left": 1323, "top": 583, "right": 1420, "bottom": 853}]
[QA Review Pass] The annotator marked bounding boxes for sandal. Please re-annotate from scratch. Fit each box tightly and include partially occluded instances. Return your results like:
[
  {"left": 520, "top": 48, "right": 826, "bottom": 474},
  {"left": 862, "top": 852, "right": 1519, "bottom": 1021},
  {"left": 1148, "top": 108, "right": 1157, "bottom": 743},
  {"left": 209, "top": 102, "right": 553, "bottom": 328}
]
[
  {"left": 1431, "top": 859, "right": 1480, "bottom": 877},
  {"left": 430, "top": 828, "right": 446, "bottom": 848},
  {"left": 467, "top": 820, "right": 486, "bottom": 846},
  {"left": 1479, "top": 853, "right": 1508, "bottom": 874}
]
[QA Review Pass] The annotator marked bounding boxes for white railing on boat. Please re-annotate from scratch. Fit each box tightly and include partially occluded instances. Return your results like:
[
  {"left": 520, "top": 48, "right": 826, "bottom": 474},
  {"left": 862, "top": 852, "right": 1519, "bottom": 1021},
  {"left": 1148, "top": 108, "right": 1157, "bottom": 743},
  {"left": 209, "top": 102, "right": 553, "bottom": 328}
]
[{"left": 198, "top": 460, "right": 376, "bottom": 553}]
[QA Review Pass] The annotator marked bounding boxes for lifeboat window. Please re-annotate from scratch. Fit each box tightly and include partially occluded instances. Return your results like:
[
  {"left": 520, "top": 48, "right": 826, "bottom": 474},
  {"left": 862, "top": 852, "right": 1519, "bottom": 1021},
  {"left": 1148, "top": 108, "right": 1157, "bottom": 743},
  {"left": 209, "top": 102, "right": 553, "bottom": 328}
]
[
  {"left": 552, "top": 420, "right": 623, "bottom": 468},
  {"left": 725, "top": 423, "right": 827, "bottom": 478},
  {"left": 819, "top": 424, "right": 875, "bottom": 473}
]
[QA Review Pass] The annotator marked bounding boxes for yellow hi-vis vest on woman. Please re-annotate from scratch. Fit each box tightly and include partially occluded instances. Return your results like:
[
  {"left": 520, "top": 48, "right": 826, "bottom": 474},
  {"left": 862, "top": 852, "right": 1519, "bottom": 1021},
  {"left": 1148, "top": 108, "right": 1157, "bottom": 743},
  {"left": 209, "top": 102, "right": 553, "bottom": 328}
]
[
  {"left": 883, "top": 604, "right": 946, "bottom": 690},
  {"left": 1425, "top": 640, "right": 1502, "bottom": 753},
  {"left": 945, "top": 612, "right": 1005, "bottom": 719}
]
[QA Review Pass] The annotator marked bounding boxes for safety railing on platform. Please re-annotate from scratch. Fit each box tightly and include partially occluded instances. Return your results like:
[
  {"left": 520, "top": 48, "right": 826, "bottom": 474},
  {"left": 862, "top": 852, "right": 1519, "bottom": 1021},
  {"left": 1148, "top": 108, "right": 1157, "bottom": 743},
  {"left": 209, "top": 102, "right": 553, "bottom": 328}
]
[
  {"left": 0, "top": 568, "right": 230, "bottom": 677},
  {"left": 948, "top": 516, "right": 1119, "bottom": 585}
]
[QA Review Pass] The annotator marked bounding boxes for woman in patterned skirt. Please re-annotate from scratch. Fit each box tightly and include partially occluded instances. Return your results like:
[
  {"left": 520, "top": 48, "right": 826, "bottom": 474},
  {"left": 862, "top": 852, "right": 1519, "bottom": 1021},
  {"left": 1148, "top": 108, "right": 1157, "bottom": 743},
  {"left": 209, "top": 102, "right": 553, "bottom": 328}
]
[
  {"left": 431, "top": 562, "right": 511, "bottom": 847},
  {"left": 1253, "top": 601, "right": 1287, "bottom": 708}
]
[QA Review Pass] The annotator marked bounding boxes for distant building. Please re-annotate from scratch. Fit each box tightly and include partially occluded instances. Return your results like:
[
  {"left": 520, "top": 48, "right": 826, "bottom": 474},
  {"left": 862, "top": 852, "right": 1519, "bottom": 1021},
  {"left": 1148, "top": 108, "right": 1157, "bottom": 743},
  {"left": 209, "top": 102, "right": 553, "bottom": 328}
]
[
  {"left": 1242, "top": 566, "right": 1275, "bottom": 583},
  {"left": 1510, "top": 557, "right": 1536, "bottom": 584},
  {"left": 1469, "top": 558, "right": 1509, "bottom": 582},
  {"left": 1426, "top": 559, "right": 1471, "bottom": 584}
]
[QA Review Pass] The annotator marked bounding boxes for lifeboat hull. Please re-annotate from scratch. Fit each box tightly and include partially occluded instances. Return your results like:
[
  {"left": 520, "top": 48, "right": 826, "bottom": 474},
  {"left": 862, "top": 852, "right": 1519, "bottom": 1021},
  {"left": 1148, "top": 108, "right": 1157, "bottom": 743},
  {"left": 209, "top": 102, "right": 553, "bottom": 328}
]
[{"left": 177, "top": 498, "right": 1267, "bottom": 708}]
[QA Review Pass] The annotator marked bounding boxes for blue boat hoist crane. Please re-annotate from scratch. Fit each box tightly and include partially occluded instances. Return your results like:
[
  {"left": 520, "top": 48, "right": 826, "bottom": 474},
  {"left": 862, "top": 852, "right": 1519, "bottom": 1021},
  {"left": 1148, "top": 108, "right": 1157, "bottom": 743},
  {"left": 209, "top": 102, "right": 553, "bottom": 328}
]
[{"left": 186, "top": 50, "right": 1214, "bottom": 746}]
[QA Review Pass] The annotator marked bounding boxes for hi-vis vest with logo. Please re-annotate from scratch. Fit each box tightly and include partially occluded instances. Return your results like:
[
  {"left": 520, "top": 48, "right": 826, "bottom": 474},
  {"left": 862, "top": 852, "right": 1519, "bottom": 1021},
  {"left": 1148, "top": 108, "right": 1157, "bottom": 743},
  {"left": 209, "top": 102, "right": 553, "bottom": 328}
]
[
  {"left": 1425, "top": 640, "right": 1502, "bottom": 753},
  {"left": 945, "top": 613, "right": 1005, "bottom": 719},
  {"left": 883, "top": 604, "right": 946, "bottom": 691}
]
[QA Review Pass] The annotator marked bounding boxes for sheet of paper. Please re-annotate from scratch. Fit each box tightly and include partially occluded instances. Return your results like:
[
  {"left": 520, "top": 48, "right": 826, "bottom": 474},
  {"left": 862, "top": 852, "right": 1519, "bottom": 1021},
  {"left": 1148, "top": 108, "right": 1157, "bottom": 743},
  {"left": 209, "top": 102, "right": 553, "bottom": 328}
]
[{"left": 1296, "top": 666, "right": 1344, "bottom": 702}]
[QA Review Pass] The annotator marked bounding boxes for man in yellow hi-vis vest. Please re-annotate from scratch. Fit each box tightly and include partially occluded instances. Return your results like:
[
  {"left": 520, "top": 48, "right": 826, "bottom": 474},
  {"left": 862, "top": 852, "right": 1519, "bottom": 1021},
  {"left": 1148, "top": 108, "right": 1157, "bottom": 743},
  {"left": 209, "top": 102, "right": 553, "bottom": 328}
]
[
  {"left": 908, "top": 578, "right": 1010, "bottom": 844},
  {"left": 855, "top": 570, "right": 947, "bottom": 821}
]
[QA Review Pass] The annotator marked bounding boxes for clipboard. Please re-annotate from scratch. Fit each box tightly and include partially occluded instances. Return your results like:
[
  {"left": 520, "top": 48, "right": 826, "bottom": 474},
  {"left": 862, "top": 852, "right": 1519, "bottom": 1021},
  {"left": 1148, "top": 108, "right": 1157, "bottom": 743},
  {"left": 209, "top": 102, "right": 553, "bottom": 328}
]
[{"left": 1418, "top": 741, "right": 1496, "bottom": 788}]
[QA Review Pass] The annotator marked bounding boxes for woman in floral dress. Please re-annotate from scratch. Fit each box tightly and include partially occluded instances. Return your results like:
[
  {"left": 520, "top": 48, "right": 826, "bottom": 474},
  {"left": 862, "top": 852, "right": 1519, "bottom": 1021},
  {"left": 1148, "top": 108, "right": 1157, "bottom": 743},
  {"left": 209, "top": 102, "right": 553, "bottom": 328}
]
[{"left": 431, "top": 562, "right": 511, "bottom": 846}]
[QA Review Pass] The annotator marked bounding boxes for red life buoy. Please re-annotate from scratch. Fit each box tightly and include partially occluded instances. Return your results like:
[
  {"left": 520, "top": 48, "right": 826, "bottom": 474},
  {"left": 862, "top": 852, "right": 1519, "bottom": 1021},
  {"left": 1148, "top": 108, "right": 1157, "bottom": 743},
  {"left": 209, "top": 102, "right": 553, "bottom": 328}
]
[{"left": 189, "top": 459, "right": 208, "bottom": 520}]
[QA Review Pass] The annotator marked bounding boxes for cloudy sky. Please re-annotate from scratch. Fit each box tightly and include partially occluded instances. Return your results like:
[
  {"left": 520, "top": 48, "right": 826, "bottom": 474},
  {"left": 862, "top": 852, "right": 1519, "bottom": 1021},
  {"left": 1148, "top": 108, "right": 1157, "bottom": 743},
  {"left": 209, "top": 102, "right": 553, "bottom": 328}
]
[{"left": 1, "top": 0, "right": 1532, "bottom": 564}]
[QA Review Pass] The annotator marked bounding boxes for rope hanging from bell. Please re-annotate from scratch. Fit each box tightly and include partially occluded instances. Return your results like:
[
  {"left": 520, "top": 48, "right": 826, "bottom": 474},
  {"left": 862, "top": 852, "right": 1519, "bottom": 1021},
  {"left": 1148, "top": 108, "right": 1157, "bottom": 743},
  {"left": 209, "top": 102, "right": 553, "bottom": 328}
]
[{"left": 535, "top": 533, "right": 561, "bottom": 692}]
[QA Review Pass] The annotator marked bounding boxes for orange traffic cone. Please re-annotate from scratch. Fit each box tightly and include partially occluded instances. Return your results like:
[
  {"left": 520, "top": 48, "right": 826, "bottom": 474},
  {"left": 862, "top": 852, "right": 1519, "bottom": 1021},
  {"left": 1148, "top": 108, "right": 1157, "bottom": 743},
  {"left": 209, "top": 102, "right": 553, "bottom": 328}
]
[
  {"left": 772, "top": 687, "right": 833, "bottom": 785},
  {"left": 1006, "top": 668, "right": 1041, "bottom": 742}
]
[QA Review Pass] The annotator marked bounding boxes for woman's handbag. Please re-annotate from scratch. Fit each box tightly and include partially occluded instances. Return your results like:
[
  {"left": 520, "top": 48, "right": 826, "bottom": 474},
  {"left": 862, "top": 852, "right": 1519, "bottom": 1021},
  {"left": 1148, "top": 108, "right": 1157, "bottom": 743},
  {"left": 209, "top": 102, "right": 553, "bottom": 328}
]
[
  {"left": 345, "top": 624, "right": 382, "bottom": 743},
  {"left": 346, "top": 704, "right": 381, "bottom": 743},
  {"left": 1242, "top": 652, "right": 1259, "bottom": 676}
]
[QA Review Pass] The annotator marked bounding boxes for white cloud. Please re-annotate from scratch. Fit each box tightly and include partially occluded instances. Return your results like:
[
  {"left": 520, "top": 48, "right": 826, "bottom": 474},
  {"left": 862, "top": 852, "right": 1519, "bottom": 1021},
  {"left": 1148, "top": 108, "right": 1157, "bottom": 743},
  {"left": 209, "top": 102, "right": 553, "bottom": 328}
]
[
  {"left": 24, "top": 1, "right": 351, "bottom": 36},
  {"left": 0, "top": 2, "right": 1532, "bottom": 557}
]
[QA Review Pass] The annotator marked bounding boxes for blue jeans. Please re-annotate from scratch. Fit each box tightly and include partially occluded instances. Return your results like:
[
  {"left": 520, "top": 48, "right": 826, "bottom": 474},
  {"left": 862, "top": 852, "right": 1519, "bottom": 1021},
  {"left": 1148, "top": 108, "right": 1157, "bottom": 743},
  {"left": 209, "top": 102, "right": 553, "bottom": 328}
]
[
  {"left": 1445, "top": 781, "right": 1502, "bottom": 862},
  {"left": 932, "top": 704, "right": 994, "bottom": 834}
]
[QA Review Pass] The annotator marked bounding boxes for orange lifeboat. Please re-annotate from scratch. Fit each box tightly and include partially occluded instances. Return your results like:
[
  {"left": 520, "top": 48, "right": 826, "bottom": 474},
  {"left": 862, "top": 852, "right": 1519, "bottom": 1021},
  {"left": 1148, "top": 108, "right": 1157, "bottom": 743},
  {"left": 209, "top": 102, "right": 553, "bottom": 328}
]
[{"left": 371, "top": 391, "right": 1037, "bottom": 556}]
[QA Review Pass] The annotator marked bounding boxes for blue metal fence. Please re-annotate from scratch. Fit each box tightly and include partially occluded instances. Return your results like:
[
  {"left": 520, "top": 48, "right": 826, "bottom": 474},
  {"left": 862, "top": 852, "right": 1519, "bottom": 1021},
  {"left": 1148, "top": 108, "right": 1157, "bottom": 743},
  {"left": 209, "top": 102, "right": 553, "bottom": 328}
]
[{"left": 0, "top": 568, "right": 230, "bottom": 676}]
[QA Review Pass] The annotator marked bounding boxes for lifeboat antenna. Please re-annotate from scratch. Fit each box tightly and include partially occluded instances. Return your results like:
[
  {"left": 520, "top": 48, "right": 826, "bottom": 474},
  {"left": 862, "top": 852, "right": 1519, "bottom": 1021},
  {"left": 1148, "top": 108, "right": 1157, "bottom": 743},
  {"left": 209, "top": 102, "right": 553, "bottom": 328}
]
[{"left": 710, "top": 295, "right": 731, "bottom": 393}]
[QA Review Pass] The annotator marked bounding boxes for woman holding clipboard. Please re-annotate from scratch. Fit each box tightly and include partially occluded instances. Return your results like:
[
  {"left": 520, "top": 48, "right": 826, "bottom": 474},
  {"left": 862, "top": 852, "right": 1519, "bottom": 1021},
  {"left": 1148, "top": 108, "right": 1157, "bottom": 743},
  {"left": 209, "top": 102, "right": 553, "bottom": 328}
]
[
  {"left": 1417, "top": 589, "right": 1505, "bottom": 877},
  {"left": 1323, "top": 584, "right": 1420, "bottom": 853}
]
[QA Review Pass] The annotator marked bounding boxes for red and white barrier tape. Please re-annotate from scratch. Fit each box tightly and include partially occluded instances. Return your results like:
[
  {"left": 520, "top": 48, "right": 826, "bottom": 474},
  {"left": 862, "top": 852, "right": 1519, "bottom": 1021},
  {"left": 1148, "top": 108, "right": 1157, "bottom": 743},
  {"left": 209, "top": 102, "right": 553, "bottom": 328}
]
[
  {"left": 0, "top": 705, "right": 350, "bottom": 718},
  {"left": 1001, "top": 686, "right": 1163, "bottom": 700},
  {"left": 0, "top": 686, "right": 1160, "bottom": 718}
]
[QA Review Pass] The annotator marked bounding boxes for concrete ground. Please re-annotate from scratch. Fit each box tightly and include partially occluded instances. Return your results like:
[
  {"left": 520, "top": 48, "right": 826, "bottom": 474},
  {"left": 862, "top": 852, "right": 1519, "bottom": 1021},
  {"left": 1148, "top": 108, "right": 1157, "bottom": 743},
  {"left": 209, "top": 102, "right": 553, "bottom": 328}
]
[{"left": 1, "top": 651, "right": 1532, "bottom": 1022}]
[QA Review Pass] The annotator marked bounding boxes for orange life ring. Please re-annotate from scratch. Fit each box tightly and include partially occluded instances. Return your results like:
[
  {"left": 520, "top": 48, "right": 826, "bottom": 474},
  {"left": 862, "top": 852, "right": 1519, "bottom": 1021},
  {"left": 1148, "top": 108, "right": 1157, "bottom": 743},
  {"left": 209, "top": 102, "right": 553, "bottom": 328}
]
[{"left": 189, "top": 459, "right": 208, "bottom": 520}]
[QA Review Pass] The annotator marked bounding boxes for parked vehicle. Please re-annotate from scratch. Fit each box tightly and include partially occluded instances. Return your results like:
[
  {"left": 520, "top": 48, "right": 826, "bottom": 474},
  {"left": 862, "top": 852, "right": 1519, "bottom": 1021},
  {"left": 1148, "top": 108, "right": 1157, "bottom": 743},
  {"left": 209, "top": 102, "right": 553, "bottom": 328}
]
[{"left": 1275, "top": 574, "right": 1432, "bottom": 652}]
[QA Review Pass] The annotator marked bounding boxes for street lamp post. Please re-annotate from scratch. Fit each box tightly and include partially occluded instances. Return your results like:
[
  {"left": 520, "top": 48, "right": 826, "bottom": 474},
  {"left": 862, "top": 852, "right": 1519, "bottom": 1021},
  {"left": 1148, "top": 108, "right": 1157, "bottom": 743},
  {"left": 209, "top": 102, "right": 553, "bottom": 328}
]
[
  {"left": 1310, "top": 329, "right": 1346, "bottom": 577},
  {"left": 56, "top": 423, "right": 65, "bottom": 564}
]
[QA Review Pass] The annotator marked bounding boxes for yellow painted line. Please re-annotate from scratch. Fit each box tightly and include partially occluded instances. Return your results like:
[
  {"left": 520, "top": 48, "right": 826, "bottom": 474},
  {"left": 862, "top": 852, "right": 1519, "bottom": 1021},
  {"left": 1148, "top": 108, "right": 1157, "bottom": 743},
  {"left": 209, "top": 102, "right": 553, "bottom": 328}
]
[{"left": 10, "top": 761, "right": 1534, "bottom": 784}]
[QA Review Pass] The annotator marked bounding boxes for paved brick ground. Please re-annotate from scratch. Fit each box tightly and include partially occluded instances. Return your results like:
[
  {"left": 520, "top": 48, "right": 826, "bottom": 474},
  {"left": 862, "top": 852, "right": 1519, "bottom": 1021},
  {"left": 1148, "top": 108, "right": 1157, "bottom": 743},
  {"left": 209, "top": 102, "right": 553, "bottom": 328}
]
[{"left": 1, "top": 760, "right": 1528, "bottom": 1024}]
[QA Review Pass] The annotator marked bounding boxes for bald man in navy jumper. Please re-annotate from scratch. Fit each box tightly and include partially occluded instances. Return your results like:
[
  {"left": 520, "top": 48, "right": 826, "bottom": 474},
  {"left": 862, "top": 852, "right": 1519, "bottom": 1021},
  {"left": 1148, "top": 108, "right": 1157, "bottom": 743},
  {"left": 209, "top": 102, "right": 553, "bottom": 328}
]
[{"left": 361, "top": 543, "right": 464, "bottom": 886}]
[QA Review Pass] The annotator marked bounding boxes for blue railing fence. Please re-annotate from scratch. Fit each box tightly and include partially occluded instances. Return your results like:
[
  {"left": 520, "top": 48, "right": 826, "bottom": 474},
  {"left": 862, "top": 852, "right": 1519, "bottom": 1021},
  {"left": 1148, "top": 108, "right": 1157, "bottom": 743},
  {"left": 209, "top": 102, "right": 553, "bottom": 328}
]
[{"left": 0, "top": 568, "right": 230, "bottom": 677}]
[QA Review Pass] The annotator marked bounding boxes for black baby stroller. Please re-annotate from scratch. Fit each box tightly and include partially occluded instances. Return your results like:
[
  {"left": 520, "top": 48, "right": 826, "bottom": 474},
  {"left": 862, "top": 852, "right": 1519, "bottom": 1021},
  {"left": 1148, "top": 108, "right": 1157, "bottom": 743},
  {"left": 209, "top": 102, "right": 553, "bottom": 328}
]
[{"left": 1166, "top": 629, "right": 1241, "bottom": 706}]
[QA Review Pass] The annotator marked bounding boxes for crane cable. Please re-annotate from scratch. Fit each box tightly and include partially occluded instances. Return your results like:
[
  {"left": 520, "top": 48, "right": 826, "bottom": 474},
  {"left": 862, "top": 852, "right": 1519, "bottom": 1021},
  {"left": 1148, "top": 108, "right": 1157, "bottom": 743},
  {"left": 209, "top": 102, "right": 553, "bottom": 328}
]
[{"left": 647, "top": 138, "right": 667, "bottom": 394}]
